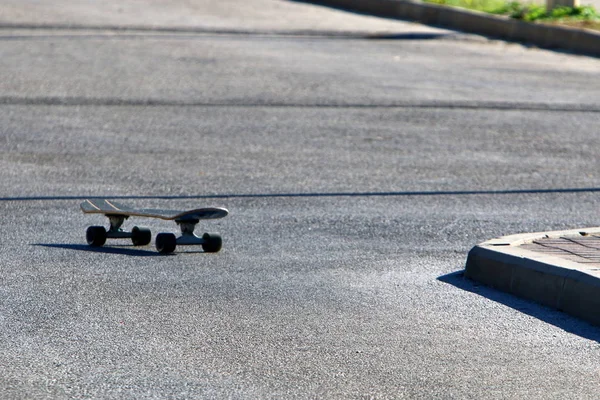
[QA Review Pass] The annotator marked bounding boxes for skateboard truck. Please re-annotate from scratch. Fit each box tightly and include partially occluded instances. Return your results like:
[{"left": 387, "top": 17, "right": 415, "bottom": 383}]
[
  {"left": 155, "top": 216, "right": 222, "bottom": 254},
  {"left": 86, "top": 213, "right": 152, "bottom": 247},
  {"left": 106, "top": 214, "right": 131, "bottom": 239},
  {"left": 176, "top": 218, "right": 203, "bottom": 245}
]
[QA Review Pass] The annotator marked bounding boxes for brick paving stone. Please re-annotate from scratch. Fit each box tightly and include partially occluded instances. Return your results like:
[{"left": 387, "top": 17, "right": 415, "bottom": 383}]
[{"left": 521, "top": 235, "right": 600, "bottom": 268}]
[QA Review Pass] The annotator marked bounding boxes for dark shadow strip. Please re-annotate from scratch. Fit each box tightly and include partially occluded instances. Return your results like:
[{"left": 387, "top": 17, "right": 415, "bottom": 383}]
[
  {"left": 1, "top": 96, "right": 599, "bottom": 112},
  {"left": 33, "top": 243, "right": 161, "bottom": 256},
  {"left": 3, "top": 187, "right": 600, "bottom": 202},
  {"left": 0, "top": 22, "right": 448, "bottom": 40},
  {"left": 0, "top": 32, "right": 449, "bottom": 41}
]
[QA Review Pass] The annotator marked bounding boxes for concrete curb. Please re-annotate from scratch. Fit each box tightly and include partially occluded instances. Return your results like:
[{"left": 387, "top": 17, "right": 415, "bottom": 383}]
[
  {"left": 310, "top": 0, "right": 600, "bottom": 57},
  {"left": 465, "top": 227, "right": 600, "bottom": 326}
]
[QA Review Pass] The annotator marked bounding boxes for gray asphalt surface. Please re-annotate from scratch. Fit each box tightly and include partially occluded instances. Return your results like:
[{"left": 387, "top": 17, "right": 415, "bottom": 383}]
[{"left": 2, "top": 1, "right": 600, "bottom": 398}]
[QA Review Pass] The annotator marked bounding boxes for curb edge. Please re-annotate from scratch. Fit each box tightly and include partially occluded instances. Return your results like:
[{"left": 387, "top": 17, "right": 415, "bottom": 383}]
[
  {"left": 465, "top": 227, "right": 600, "bottom": 326},
  {"left": 310, "top": 0, "right": 600, "bottom": 57}
]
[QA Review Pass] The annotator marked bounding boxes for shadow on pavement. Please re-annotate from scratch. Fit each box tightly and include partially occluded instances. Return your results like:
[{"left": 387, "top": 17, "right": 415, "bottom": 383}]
[
  {"left": 288, "top": 0, "right": 394, "bottom": 18},
  {"left": 438, "top": 270, "right": 600, "bottom": 343},
  {"left": 365, "top": 32, "right": 448, "bottom": 40},
  {"left": 0, "top": 22, "right": 449, "bottom": 41},
  {"left": 0, "top": 32, "right": 449, "bottom": 41},
  {"left": 3, "top": 187, "right": 600, "bottom": 202},
  {"left": 34, "top": 243, "right": 162, "bottom": 257}
]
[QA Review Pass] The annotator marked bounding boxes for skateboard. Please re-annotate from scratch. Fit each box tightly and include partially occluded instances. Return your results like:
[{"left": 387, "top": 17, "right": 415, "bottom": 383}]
[{"left": 81, "top": 199, "right": 229, "bottom": 254}]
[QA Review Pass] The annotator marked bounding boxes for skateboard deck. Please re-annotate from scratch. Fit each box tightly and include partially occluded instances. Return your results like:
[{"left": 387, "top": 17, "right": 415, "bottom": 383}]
[
  {"left": 81, "top": 199, "right": 228, "bottom": 221},
  {"left": 81, "top": 199, "right": 228, "bottom": 254}
]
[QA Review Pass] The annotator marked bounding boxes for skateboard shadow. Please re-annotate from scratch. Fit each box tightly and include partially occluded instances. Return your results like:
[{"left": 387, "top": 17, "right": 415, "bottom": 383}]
[
  {"left": 34, "top": 243, "right": 163, "bottom": 257},
  {"left": 438, "top": 270, "right": 600, "bottom": 342}
]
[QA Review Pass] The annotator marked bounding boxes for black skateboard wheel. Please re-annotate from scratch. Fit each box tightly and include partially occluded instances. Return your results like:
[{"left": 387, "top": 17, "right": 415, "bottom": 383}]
[
  {"left": 86, "top": 226, "right": 107, "bottom": 247},
  {"left": 202, "top": 233, "right": 222, "bottom": 253},
  {"left": 156, "top": 233, "right": 177, "bottom": 254},
  {"left": 131, "top": 226, "right": 152, "bottom": 246}
]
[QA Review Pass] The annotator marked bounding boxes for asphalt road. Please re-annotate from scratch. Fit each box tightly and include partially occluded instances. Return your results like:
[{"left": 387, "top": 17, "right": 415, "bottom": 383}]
[{"left": 2, "top": 1, "right": 600, "bottom": 398}]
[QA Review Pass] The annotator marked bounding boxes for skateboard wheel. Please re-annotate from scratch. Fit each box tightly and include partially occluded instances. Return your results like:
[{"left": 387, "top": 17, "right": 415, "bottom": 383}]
[
  {"left": 86, "top": 226, "right": 107, "bottom": 247},
  {"left": 131, "top": 226, "right": 152, "bottom": 246},
  {"left": 202, "top": 233, "right": 222, "bottom": 253},
  {"left": 156, "top": 233, "right": 177, "bottom": 254}
]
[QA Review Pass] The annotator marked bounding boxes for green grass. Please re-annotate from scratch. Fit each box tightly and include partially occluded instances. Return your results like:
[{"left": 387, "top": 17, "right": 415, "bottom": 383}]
[
  {"left": 425, "top": 0, "right": 513, "bottom": 13},
  {"left": 424, "top": 0, "right": 600, "bottom": 30}
]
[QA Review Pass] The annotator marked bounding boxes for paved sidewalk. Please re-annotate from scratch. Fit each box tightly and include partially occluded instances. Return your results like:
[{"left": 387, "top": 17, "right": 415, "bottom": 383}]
[
  {"left": 466, "top": 228, "right": 600, "bottom": 327},
  {"left": 522, "top": 234, "right": 600, "bottom": 267}
]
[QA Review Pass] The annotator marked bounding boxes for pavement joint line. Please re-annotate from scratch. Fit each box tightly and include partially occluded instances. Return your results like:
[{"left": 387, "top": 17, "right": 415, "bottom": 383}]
[
  {"left": 3, "top": 187, "right": 600, "bottom": 202},
  {"left": 1, "top": 97, "right": 599, "bottom": 112},
  {"left": 466, "top": 227, "right": 600, "bottom": 327}
]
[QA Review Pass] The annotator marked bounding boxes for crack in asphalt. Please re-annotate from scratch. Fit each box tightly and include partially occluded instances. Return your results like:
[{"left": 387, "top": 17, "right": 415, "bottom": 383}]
[{"left": 0, "top": 96, "right": 598, "bottom": 112}]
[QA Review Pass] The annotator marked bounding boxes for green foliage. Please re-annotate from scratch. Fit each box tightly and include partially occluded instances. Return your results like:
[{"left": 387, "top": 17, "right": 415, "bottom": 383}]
[
  {"left": 548, "top": 5, "right": 600, "bottom": 19},
  {"left": 424, "top": 0, "right": 600, "bottom": 23},
  {"left": 425, "top": 0, "right": 510, "bottom": 13},
  {"left": 491, "top": 1, "right": 521, "bottom": 14},
  {"left": 550, "top": 5, "right": 573, "bottom": 17},
  {"left": 511, "top": 4, "right": 547, "bottom": 21},
  {"left": 509, "top": 4, "right": 600, "bottom": 21}
]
